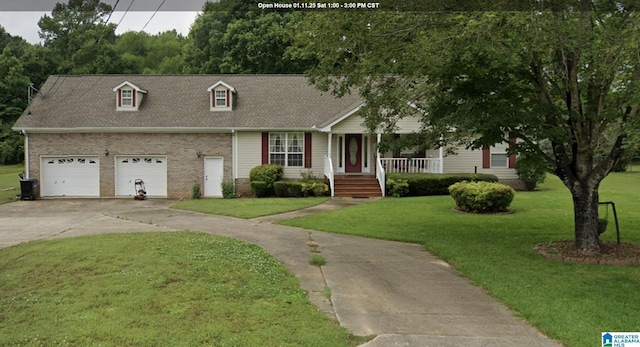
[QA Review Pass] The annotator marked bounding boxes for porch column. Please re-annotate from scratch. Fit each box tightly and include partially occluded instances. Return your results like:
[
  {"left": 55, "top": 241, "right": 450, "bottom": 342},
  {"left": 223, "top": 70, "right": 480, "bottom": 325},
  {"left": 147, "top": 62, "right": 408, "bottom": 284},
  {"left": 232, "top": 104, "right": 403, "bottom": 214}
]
[
  {"left": 438, "top": 135, "right": 444, "bottom": 173},
  {"left": 327, "top": 133, "right": 332, "bottom": 160}
]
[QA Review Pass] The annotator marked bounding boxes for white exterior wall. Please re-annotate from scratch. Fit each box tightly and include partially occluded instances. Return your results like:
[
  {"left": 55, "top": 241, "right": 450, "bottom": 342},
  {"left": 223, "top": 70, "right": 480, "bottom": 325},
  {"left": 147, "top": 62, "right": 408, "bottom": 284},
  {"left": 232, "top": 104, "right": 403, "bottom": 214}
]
[
  {"left": 331, "top": 114, "right": 421, "bottom": 134},
  {"left": 442, "top": 146, "right": 519, "bottom": 180},
  {"left": 236, "top": 131, "right": 329, "bottom": 180},
  {"left": 236, "top": 132, "right": 262, "bottom": 179}
]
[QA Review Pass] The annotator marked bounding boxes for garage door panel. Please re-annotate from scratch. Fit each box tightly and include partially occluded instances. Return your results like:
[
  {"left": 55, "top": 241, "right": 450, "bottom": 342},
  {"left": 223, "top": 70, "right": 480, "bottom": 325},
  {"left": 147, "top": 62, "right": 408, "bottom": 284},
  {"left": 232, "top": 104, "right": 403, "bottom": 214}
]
[
  {"left": 40, "top": 156, "right": 100, "bottom": 197},
  {"left": 115, "top": 156, "right": 167, "bottom": 197}
]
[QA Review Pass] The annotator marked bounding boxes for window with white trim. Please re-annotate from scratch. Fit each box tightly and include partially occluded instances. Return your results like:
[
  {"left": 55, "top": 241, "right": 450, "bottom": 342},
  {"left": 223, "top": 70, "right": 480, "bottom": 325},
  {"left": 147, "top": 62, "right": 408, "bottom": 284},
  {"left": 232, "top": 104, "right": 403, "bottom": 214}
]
[
  {"left": 215, "top": 90, "right": 227, "bottom": 107},
  {"left": 270, "top": 132, "right": 304, "bottom": 167},
  {"left": 121, "top": 89, "right": 133, "bottom": 107},
  {"left": 490, "top": 142, "right": 508, "bottom": 167}
]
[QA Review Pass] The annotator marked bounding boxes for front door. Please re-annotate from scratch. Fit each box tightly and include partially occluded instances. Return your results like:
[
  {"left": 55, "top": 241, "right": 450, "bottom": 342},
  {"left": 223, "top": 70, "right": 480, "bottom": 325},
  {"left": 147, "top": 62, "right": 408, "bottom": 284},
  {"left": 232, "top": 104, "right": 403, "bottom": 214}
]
[
  {"left": 204, "top": 157, "right": 224, "bottom": 197},
  {"left": 345, "top": 134, "right": 362, "bottom": 173}
]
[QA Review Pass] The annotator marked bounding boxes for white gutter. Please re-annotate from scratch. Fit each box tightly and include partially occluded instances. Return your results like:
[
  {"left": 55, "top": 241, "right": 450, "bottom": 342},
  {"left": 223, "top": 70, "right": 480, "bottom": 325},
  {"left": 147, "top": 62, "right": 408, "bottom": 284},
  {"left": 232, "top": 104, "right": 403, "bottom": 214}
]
[
  {"left": 11, "top": 127, "right": 321, "bottom": 134},
  {"left": 22, "top": 130, "right": 29, "bottom": 179},
  {"left": 232, "top": 129, "right": 238, "bottom": 181}
]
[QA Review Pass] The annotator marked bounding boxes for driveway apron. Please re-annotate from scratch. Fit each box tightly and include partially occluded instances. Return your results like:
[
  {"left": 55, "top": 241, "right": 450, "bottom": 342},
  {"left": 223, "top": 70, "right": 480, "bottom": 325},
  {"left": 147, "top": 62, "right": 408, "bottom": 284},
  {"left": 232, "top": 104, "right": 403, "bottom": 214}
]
[{"left": 0, "top": 199, "right": 562, "bottom": 347}]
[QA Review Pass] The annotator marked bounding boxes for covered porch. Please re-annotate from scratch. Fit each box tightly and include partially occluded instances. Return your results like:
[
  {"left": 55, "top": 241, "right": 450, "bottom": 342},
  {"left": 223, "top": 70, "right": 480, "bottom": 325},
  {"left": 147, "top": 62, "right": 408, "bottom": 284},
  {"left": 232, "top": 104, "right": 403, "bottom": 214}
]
[{"left": 323, "top": 133, "right": 443, "bottom": 197}]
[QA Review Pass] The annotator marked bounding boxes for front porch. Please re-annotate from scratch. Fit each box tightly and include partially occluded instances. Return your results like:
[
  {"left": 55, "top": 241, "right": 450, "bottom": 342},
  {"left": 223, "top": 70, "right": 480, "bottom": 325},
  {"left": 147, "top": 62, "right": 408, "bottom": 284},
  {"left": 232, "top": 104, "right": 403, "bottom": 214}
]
[{"left": 323, "top": 133, "right": 443, "bottom": 197}]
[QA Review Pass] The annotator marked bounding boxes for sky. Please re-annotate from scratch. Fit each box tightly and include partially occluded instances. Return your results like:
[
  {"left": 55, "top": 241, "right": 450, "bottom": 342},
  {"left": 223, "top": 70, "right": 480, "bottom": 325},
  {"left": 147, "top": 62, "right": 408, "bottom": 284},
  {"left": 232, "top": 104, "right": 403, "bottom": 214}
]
[{"left": 0, "top": 11, "right": 200, "bottom": 44}]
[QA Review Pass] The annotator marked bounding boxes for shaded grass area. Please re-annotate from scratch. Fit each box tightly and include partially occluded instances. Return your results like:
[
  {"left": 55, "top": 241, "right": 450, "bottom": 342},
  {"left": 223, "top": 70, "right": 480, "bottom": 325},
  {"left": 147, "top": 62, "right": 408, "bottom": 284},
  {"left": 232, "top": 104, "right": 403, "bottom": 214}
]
[
  {"left": 0, "top": 232, "right": 363, "bottom": 347},
  {"left": 280, "top": 173, "right": 640, "bottom": 347},
  {"left": 0, "top": 165, "right": 23, "bottom": 204},
  {"left": 172, "top": 197, "right": 330, "bottom": 219}
]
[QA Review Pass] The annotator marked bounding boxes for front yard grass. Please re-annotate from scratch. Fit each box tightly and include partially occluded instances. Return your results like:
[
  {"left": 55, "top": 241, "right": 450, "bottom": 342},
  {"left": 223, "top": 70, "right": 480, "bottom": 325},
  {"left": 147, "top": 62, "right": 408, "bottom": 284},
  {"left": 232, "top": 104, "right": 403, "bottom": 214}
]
[
  {"left": 0, "top": 165, "right": 23, "bottom": 204},
  {"left": 279, "top": 173, "right": 640, "bottom": 347},
  {"left": 172, "top": 197, "right": 329, "bottom": 219},
  {"left": 0, "top": 232, "right": 363, "bottom": 347}
]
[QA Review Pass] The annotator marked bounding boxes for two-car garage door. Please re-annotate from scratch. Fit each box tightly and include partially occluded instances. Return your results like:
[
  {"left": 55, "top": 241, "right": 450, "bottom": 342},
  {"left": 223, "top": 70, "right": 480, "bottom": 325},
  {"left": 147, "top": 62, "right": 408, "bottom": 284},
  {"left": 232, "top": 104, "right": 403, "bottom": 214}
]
[{"left": 40, "top": 155, "right": 167, "bottom": 197}]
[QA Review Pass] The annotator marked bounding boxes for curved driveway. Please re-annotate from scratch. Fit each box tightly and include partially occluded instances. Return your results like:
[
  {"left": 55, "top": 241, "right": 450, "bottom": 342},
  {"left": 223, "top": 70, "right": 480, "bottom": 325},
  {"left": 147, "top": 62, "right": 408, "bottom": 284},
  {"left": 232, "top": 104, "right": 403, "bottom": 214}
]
[{"left": 0, "top": 199, "right": 562, "bottom": 347}]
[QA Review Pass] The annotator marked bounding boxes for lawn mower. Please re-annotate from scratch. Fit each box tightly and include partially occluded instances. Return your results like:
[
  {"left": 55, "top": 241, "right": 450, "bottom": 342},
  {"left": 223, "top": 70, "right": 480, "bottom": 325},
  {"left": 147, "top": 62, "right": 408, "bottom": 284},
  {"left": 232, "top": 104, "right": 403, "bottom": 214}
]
[{"left": 133, "top": 179, "right": 147, "bottom": 200}]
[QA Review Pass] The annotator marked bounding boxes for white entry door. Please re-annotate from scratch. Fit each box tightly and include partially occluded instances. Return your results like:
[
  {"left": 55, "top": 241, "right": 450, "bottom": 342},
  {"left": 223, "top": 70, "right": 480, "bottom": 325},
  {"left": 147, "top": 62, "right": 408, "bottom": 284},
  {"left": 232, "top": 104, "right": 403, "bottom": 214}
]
[
  {"left": 204, "top": 157, "right": 223, "bottom": 197},
  {"left": 40, "top": 156, "right": 100, "bottom": 197},
  {"left": 115, "top": 156, "right": 167, "bottom": 197}
]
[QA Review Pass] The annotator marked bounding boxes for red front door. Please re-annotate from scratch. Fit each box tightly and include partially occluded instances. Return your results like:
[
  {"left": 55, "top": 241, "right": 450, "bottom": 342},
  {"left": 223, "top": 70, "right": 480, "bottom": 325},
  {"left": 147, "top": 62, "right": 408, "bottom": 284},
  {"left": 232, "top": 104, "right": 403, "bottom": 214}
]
[{"left": 345, "top": 134, "right": 362, "bottom": 173}]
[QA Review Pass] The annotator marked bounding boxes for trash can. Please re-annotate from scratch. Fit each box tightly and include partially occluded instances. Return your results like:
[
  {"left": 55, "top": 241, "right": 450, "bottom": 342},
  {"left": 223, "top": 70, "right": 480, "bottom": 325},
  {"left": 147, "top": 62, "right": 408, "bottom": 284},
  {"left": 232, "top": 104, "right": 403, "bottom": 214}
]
[{"left": 20, "top": 179, "right": 38, "bottom": 200}]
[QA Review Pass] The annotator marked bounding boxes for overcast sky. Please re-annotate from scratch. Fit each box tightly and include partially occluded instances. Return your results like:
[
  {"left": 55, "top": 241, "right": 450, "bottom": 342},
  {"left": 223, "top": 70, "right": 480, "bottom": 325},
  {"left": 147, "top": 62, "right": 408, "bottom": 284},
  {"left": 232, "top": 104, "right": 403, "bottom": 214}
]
[{"left": 0, "top": 11, "right": 200, "bottom": 44}]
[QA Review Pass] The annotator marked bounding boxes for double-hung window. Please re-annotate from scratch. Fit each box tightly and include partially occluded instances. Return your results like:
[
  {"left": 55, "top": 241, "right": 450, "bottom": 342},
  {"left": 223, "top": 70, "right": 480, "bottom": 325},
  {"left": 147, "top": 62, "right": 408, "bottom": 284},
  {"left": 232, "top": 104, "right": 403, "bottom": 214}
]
[
  {"left": 215, "top": 90, "right": 227, "bottom": 107},
  {"left": 490, "top": 142, "right": 508, "bottom": 167},
  {"left": 270, "top": 132, "right": 303, "bottom": 167},
  {"left": 121, "top": 89, "right": 133, "bottom": 107}
]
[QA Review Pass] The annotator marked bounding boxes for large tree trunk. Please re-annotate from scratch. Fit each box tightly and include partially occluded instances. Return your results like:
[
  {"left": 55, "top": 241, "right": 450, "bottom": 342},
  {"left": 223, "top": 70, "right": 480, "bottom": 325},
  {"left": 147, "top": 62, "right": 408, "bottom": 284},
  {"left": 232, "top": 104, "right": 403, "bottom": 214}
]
[{"left": 571, "top": 183, "right": 602, "bottom": 255}]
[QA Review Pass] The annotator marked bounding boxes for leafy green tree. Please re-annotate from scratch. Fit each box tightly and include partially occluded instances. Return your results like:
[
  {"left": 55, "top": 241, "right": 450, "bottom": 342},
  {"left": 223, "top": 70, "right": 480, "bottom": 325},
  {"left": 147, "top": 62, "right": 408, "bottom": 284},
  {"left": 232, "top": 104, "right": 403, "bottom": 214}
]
[
  {"left": 38, "top": 0, "right": 122, "bottom": 74},
  {"left": 183, "top": 0, "right": 311, "bottom": 73},
  {"left": 115, "top": 30, "right": 186, "bottom": 74},
  {"left": 293, "top": 2, "right": 640, "bottom": 255}
]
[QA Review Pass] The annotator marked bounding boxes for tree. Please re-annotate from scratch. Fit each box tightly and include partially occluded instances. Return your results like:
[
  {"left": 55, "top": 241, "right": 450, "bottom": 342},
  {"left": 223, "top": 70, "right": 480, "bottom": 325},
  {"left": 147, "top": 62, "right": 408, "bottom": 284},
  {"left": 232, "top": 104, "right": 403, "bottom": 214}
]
[
  {"left": 38, "top": 0, "right": 122, "bottom": 74},
  {"left": 292, "top": 2, "right": 640, "bottom": 255},
  {"left": 115, "top": 30, "right": 186, "bottom": 74},
  {"left": 183, "top": 0, "right": 313, "bottom": 73}
]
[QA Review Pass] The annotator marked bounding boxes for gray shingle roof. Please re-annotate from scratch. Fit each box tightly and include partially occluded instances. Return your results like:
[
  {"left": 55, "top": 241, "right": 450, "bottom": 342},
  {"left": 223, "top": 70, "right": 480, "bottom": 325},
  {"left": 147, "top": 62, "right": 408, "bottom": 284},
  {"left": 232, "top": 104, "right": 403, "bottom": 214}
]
[{"left": 13, "top": 75, "right": 364, "bottom": 131}]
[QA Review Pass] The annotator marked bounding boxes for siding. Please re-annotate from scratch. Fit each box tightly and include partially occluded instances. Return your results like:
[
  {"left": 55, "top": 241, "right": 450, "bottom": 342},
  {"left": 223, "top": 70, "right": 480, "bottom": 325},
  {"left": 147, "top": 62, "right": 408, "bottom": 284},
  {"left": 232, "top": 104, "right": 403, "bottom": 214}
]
[
  {"left": 236, "top": 131, "right": 329, "bottom": 180},
  {"left": 28, "top": 132, "right": 232, "bottom": 199},
  {"left": 331, "top": 114, "right": 421, "bottom": 134},
  {"left": 442, "top": 146, "right": 518, "bottom": 179}
]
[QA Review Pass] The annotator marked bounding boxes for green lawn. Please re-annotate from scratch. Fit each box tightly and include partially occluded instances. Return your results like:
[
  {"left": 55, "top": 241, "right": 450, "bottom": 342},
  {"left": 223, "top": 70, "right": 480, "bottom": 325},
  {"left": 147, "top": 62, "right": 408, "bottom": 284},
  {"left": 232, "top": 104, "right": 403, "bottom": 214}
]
[
  {"left": 0, "top": 232, "right": 364, "bottom": 347},
  {"left": 172, "top": 197, "right": 330, "bottom": 219},
  {"left": 0, "top": 165, "right": 24, "bottom": 204},
  {"left": 280, "top": 173, "right": 640, "bottom": 347}
]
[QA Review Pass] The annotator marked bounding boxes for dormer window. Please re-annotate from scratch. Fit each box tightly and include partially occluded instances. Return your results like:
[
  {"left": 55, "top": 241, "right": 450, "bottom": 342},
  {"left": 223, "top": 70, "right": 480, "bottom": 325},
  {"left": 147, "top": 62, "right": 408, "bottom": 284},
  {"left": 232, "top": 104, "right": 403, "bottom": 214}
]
[
  {"left": 113, "top": 81, "right": 147, "bottom": 111},
  {"left": 208, "top": 80, "right": 235, "bottom": 111},
  {"left": 215, "top": 90, "right": 228, "bottom": 107}
]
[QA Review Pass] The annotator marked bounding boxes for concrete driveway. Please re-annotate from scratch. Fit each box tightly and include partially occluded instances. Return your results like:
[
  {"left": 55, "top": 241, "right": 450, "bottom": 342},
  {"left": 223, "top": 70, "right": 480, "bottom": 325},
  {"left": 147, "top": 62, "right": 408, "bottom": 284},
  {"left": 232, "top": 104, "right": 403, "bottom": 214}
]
[{"left": 0, "top": 199, "right": 563, "bottom": 347}]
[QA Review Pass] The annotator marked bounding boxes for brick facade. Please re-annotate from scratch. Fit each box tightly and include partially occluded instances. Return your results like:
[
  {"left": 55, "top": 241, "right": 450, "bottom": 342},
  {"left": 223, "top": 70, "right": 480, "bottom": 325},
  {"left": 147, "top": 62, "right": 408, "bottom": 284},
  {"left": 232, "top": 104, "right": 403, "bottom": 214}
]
[{"left": 28, "top": 133, "right": 232, "bottom": 199}]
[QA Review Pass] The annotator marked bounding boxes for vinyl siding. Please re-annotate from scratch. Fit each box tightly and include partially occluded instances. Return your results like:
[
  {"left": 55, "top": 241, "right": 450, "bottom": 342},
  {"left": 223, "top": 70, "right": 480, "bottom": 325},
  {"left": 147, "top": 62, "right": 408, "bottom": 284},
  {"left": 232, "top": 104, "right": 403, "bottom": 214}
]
[
  {"left": 331, "top": 114, "right": 421, "bottom": 134},
  {"left": 442, "top": 146, "right": 518, "bottom": 179}
]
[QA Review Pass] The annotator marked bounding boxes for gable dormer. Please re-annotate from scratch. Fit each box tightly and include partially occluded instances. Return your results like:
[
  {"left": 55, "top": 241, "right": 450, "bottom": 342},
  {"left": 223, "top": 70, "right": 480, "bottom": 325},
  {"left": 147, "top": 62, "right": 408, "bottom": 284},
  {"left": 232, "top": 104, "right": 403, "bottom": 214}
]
[
  {"left": 112, "top": 81, "right": 147, "bottom": 111},
  {"left": 207, "top": 81, "right": 235, "bottom": 111}
]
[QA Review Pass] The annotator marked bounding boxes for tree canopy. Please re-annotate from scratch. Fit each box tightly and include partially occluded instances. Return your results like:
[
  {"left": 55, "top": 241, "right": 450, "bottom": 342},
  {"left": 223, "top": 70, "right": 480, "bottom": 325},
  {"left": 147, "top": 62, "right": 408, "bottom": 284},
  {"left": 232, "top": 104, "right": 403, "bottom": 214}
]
[{"left": 292, "top": 1, "right": 640, "bottom": 254}]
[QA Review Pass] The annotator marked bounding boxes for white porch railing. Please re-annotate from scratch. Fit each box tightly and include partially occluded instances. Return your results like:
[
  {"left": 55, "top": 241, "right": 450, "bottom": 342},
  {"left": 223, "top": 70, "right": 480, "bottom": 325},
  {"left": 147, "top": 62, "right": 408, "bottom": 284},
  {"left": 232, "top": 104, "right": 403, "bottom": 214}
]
[
  {"left": 379, "top": 158, "right": 443, "bottom": 174},
  {"left": 324, "top": 155, "right": 335, "bottom": 197},
  {"left": 376, "top": 157, "right": 386, "bottom": 197}
]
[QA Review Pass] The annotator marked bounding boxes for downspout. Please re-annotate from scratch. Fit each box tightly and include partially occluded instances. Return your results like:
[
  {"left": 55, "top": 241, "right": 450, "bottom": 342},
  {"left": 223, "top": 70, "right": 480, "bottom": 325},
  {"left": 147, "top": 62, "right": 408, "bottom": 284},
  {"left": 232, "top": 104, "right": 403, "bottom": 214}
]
[
  {"left": 22, "top": 130, "right": 29, "bottom": 179},
  {"left": 232, "top": 129, "right": 237, "bottom": 181}
]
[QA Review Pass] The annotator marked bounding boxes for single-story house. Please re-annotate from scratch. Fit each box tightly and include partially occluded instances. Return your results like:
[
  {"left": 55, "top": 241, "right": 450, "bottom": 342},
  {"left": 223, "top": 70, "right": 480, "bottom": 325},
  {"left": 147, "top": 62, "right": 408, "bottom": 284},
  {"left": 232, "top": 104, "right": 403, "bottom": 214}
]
[{"left": 12, "top": 75, "right": 519, "bottom": 199}]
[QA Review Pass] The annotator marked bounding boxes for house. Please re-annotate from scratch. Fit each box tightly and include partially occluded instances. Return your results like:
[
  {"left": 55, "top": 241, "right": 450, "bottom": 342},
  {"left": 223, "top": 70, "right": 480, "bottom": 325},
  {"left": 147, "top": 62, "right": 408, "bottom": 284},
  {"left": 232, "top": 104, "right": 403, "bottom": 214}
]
[{"left": 12, "top": 75, "right": 519, "bottom": 199}]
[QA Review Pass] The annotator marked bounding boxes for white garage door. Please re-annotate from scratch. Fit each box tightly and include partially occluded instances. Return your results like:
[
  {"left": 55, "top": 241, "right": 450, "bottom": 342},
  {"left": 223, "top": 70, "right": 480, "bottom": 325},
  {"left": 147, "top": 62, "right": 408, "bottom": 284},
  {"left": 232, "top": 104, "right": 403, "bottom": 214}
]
[
  {"left": 115, "top": 156, "right": 167, "bottom": 197},
  {"left": 40, "top": 156, "right": 100, "bottom": 197}
]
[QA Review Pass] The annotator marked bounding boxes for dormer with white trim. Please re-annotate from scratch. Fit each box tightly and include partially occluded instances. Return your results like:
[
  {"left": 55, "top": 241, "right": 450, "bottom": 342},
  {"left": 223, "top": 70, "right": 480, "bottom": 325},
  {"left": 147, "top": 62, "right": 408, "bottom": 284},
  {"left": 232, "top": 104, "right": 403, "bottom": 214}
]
[
  {"left": 207, "top": 80, "right": 235, "bottom": 111},
  {"left": 113, "top": 81, "right": 147, "bottom": 111}
]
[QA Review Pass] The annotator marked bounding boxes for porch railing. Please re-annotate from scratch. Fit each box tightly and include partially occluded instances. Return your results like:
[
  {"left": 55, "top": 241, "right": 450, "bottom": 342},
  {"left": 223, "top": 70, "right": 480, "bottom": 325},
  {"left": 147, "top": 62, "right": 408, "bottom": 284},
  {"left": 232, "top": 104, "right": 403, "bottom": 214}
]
[
  {"left": 376, "top": 156, "right": 386, "bottom": 197},
  {"left": 324, "top": 155, "right": 335, "bottom": 197},
  {"left": 379, "top": 158, "right": 443, "bottom": 174}
]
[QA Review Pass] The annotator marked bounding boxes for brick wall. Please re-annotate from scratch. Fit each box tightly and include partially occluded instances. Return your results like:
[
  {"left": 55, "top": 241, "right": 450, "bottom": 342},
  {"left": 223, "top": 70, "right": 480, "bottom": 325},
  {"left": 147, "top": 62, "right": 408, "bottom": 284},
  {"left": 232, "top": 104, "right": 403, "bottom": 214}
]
[{"left": 28, "top": 133, "right": 232, "bottom": 199}]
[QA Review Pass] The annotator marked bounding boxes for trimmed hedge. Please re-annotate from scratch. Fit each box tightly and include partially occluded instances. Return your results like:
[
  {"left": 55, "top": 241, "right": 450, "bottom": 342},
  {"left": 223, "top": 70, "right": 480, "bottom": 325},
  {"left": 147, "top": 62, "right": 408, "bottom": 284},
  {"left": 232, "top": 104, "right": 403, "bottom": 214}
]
[
  {"left": 274, "top": 181, "right": 304, "bottom": 197},
  {"left": 386, "top": 173, "right": 499, "bottom": 196},
  {"left": 251, "top": 181, "right": 269, "bottom": 198},
  {"left": 302, "top": 182, "right": 329, "bottom": 197},
  {"left": 249, "top": 165, "right": 284, "bottom": 191},
  {"left": 448, "top": 181, "right": 515, "bottom": 213}
]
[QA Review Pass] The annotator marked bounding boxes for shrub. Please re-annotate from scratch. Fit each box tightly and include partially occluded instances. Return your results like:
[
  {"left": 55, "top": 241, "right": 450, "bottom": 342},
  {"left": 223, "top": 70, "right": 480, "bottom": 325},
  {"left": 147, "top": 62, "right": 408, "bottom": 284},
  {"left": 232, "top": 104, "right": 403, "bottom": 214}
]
[
  {"left": 251, "top": 181, "right": 269, "bottom": 198},
  {"left": 249, "top": 165, "right": 284, "bottom": 193},
  {"left": 515, "top": 156, "right": 547, "bottom": 191},
  {"left": 448, "top": 181, "right": 515, "bottom": 213},
  {"left": 274, "top": 181, "right": 304, "bottom": 197},
  {"left": 191, "top": 183, "right": 201, "bottom": 200},
  {"left": 386, "top": 178, "right": 409, "bottom": 197},
  {"left": 301, "top": 182, "right": 329, "bottom": 197},
  {"left": 387, "top": 173, "right": 498, "bottom": 196},
  {"left": 221, "top": 180, "right": 236, "bottom": 199}
]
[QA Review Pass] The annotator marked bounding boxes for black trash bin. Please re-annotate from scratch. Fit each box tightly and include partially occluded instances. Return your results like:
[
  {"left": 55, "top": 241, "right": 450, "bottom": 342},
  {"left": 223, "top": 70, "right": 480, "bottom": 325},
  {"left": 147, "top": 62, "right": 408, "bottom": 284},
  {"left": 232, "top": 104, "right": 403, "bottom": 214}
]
[{"left": 20, "top": 179, "right": 38, "bottom": 200}]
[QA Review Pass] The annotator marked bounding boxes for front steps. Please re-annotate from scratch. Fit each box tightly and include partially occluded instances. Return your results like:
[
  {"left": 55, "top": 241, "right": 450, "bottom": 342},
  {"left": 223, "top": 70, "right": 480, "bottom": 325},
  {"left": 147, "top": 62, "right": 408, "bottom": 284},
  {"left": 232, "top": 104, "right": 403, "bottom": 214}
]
[{"left": 333, "top": 175, "right": 382, "bottom": 198}]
